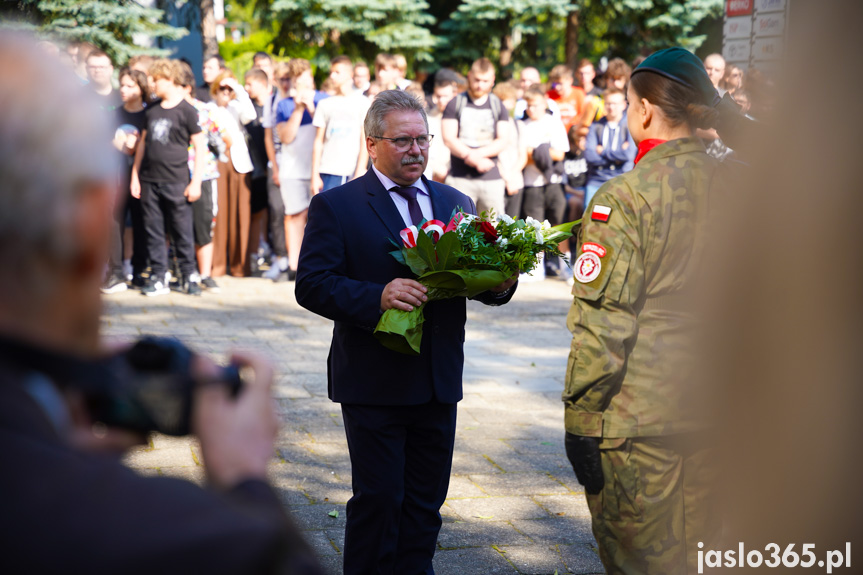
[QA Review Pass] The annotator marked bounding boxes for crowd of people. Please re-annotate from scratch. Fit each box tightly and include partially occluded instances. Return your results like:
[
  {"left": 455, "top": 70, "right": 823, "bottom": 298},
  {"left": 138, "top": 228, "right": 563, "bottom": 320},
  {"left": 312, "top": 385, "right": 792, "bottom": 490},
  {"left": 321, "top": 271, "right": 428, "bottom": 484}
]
[{"left": 46, "top": 40, "right": 764, "bottom": 296}]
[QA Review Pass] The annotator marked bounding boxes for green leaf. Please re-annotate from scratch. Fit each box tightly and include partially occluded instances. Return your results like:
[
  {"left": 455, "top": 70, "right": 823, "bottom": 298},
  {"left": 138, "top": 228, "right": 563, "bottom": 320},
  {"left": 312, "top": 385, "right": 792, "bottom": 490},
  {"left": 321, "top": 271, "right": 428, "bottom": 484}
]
[
  {"left": 415, "top": 230, "right": 440, "bottom": 271},
  {"left": 327, "top": 509, "right": 339, "bottom": 518},
  {"left": 374, "top": 307, "right": 426, "bottom": 355},
  {"left": 433, "top": 231, "right": 460, "bottom": 270},
  {"left": 389, "top": 248, "right": 407, "bottom": 266},
  {"left": 403, "top": 246, "right": 429, "bottom": 277}
]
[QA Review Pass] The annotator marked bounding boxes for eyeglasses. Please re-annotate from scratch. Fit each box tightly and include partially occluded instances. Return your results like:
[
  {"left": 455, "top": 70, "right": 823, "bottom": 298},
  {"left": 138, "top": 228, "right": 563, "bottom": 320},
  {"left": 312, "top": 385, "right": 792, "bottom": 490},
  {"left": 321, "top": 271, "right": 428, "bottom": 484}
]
[{"left": 371, "top": 134, "right": 433, "bottom": 152}]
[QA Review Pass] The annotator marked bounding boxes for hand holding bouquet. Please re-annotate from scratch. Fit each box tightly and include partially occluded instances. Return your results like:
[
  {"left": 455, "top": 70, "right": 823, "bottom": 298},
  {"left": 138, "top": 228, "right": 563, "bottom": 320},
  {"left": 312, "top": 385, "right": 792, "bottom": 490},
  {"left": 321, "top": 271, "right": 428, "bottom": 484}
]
[{"left": 374, "top": 209, "right": 580, "bottom": 354}]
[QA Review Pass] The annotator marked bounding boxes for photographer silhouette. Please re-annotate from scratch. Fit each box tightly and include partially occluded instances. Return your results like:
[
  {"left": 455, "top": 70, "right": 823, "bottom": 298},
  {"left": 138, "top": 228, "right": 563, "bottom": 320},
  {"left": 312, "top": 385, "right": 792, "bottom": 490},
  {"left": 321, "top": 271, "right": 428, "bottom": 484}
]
[{"left": 0, "top": 33, "right": 322, "bottom": 575}]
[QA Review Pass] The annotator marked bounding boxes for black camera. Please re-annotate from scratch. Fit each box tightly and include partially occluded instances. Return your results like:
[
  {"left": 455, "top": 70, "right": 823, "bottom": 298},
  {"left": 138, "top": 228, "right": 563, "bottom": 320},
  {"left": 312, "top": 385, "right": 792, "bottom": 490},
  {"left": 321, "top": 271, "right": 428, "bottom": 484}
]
[{"left": 88, "top": 337, "right": 243, "bottom": 436}]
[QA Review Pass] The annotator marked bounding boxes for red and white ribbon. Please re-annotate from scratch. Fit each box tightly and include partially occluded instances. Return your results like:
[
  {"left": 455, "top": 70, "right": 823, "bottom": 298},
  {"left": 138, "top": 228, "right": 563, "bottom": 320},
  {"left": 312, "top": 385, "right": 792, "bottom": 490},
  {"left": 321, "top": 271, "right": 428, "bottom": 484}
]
[
  {"left": 445, "top": 212, "right": 465, "bottom": 233},
  {"left": 421, "top": 219, "right": 446, "bottom": 243},
  {"left": 400, "top": 225, "right": 419, "bottom": 248}
]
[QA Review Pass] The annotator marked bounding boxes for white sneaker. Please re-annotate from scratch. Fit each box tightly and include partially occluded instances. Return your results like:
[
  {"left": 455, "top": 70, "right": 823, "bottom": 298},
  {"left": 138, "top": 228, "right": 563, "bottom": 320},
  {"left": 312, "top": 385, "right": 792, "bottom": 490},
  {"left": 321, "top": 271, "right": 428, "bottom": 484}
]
[
  {"left": 142, "top": 279, "right": 170, "bottom": 297},
  {"left": 141, "top": 273, "right": 170, "bottom": 297},
  {"left": 263, "top": 256, "right": 288, "bottom": 280}
]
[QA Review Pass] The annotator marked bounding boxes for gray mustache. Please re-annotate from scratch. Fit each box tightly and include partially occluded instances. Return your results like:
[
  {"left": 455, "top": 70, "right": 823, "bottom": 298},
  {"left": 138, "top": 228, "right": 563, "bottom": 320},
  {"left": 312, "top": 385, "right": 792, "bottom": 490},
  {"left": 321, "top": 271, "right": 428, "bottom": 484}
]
[{"left": 401, "top": 155, "right": 424, "bottom": 165}]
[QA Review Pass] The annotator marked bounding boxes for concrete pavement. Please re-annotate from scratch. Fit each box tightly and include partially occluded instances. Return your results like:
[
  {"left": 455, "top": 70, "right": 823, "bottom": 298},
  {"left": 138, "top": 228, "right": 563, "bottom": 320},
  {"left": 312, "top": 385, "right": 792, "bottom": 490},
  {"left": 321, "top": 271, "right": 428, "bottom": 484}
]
[{"left": 103, "top": 276, "right": 604, "bottom": 575}]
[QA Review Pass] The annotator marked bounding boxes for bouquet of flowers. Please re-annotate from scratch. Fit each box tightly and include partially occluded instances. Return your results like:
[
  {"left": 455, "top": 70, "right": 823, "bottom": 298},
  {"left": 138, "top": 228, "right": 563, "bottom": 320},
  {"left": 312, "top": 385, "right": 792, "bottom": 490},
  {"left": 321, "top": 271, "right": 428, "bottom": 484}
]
[{"left": 374, "top": 209, "right": 580, "bottom": 355}]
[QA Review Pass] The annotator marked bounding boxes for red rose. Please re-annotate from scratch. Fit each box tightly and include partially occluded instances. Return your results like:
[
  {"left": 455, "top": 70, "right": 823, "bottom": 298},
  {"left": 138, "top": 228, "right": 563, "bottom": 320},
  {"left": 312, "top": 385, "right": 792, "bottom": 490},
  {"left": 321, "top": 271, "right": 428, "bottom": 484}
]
[{"left": 477, "top": 221, "right": 498, "bottom": 243}]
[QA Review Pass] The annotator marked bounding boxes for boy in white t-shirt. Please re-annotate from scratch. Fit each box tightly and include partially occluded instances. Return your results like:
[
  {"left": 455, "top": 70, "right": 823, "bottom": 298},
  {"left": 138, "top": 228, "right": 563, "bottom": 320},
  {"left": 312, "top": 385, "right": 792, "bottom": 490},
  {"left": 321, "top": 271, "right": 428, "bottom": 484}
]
[
  {"left": 310, "top": 56, "right": 370, "bottom": 195},
  {"left": 274, "top": 59, "right": 328, "bottom": 279},
  {"left": 521, "top": 86, "right": 570, "bottom": 226},
  {"left": 521, "top": 86, "right": 570, "bottom": 280}
]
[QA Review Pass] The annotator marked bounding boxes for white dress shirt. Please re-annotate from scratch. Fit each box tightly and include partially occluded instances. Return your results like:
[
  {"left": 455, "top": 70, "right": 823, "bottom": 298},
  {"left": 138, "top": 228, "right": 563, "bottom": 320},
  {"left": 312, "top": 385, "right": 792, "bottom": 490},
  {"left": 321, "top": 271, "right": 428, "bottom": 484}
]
[{"left": 372, "top": 164, "right": 434, "bottom": 226}]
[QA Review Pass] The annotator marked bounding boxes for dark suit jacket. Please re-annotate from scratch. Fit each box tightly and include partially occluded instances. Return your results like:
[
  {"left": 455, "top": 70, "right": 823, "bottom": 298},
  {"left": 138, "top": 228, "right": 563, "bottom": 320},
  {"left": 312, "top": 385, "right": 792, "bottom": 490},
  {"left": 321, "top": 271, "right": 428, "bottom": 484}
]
[
  {"left": 0, "top": 361, "right": 323, "bottom": 575},
  {"left": 296, "top": 170, "right": 514, "bottom": 406}
]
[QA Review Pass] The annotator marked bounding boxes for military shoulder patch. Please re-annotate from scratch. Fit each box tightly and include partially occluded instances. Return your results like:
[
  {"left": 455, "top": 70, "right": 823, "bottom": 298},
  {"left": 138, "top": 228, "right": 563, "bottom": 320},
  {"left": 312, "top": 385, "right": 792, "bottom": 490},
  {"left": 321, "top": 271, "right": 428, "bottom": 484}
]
[
  {"left": 574, "top": 252, "right": 602, "bottom": 283},
  {"left": 591, "top": 205, "right": 612, "bottom": 222},
  {"left": 581, "top": 242, "right": 607, "bottom": 258}
]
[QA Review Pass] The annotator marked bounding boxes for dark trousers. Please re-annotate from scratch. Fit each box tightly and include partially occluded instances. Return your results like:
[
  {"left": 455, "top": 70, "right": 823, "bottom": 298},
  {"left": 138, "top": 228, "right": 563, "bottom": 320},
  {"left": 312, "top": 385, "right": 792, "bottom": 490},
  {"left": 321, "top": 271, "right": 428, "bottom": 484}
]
[
  {"left": 341, "top": 402, "right": 457, "bottom": 575},
  {"left": 108, "top": 171, "right": 147, "bottom": 278},
  {"left": 140, "top": 180, "right": 197, "bottom": 279},
  {"left": 267, "top": 165, "right": 287, "bottom": 258},
  {"left": 504, "top": 189, "right": 524, "bottom": 219},
  {"left": 522, "top": 183, "right": 567, "bottom": 226}
]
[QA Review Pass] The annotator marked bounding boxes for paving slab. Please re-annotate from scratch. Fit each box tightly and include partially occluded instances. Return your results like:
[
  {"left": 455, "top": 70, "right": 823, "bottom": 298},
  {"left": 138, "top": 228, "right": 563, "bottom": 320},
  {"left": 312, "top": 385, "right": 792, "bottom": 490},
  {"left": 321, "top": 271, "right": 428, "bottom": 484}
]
[
  {"left": 467, "top": 472, "right": 570, "bottom": 497},
  {"left": 445, "top": 496, "right": 550, "bottom": 522},
  {"left": 433, "top": 546, "right": 518, "bottom": 575},
  {"left": 498, "top": 545, "right": 571, "bottom": 575},
  {"left": 437, "top": 520, "right": 532, "bottom": 548},
  {"left": 511, "top": 517, "right": 595, "bottom": 545}
]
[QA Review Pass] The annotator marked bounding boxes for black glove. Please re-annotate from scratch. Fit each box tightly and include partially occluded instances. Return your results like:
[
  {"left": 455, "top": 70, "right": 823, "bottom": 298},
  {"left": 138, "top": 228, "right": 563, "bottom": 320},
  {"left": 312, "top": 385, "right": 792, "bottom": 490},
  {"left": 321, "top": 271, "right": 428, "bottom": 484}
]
[{"left": 565, "top": 432, "right": 604, "bottom": 495}]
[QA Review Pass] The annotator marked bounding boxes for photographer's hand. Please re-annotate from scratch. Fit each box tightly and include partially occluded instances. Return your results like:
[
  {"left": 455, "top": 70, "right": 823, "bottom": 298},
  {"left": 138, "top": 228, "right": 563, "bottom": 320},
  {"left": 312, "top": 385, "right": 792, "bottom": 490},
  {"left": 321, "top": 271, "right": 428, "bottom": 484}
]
[
  {"left": 65, "top": 341, "right": 148, "bottom": 455},
  {"left": 192, "top": 351, "right": 279, "bottom": 491},
  {"left": 65, "top": 389, "right": 148, "bottom": 454}
]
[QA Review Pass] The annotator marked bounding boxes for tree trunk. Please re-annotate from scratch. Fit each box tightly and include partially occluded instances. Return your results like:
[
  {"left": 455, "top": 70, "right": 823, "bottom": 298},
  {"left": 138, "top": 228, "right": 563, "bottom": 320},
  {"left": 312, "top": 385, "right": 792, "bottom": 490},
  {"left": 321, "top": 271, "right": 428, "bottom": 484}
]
[
  {"left": 200, "top": 0, "right": 218, "bottom": 59},
  {"left": 524, "top": 15, "right": 538, "bottom": 62},
  {"left": 499, "top": 25, "right": 514, "bottom": 68},
  {"left": 565, "top": 3, "right": 579, "bottom": 69}
]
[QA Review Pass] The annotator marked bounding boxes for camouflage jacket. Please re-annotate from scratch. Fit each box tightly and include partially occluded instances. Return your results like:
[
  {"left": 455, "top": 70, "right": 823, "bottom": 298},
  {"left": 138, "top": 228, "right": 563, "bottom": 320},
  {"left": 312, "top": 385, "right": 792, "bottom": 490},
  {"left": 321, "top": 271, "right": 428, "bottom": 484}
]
[{"left": 563, "top": 138, "right": 718, "bottom": 438}]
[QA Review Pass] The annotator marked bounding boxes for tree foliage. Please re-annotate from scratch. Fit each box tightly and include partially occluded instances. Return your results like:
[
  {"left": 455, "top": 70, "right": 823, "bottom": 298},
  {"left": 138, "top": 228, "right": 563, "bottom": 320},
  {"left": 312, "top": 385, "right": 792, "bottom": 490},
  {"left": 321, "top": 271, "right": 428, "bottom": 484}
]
[
  {"left": 574, "top": 0, "right": 723, "bottom": 63},
  {"left": 439, "top": 0, "right": 570, "bottom": 71},
  {"left": 8, "top": 0, "right": 724, "bottom": 77},
  {"left": 269, "top": 0, "right": 439, "bottom": 67},
  {"left": 0, "top": 0, "right": 187, "bottom": 65}
]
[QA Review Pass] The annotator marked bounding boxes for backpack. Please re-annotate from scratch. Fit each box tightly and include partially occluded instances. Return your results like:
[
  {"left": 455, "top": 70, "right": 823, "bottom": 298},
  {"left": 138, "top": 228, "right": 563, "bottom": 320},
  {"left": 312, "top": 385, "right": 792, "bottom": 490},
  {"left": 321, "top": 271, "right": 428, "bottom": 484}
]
[
  {"left": 453, "top": 92, "right": 504, "bottom": 138},
  {"left": 595, "top": 117, "right": 631, "bottom": 152}
]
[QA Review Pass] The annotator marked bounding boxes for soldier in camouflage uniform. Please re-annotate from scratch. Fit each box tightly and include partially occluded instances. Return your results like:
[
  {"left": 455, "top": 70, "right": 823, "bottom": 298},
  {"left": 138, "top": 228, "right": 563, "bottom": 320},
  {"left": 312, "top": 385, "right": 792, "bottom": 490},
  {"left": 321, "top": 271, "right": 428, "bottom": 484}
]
[{"left": 563, "top": 48, "right": 726, "bottom": 574}]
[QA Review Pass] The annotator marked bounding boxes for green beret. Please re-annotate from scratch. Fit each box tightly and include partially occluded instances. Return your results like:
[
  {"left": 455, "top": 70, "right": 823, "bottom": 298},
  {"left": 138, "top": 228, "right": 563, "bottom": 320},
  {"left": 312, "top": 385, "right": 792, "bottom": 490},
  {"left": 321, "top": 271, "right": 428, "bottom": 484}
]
[{"left": 631, "top": 47, "right": 719, "bottom": 107}]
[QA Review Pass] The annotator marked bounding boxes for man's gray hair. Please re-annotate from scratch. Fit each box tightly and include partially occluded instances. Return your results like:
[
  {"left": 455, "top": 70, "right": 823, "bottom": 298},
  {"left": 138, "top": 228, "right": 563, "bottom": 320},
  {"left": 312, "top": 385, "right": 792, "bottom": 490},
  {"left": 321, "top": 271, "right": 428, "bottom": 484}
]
[
  {"left": 0, "top": 32, "right": 116, "bottom": 294},
  {"left": 364, "top": 89, "right": 428, "bottom": 138}
]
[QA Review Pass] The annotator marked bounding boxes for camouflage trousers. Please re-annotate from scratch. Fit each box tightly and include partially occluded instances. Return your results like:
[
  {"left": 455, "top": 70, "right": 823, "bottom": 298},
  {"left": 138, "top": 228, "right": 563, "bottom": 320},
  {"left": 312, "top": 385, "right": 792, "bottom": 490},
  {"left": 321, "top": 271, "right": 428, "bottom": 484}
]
[{"left": 585, "top": 436, "right": 721, "bottom": 575}]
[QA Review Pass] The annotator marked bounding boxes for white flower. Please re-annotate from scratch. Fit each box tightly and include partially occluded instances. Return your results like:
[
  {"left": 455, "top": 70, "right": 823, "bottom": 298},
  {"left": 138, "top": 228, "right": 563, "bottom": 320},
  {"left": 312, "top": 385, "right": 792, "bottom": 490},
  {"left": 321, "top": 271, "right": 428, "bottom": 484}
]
[
  {"left": 498, "top": 213, "right": 514, "bottom": 225},
  {"left": 512, "top": 228, "right": 526, "bottom": 238},
  {"left": 541, "top": 219, "right": 551, "bottom": 231},
  {"left": 535, "top": 230, "right": 544, "bottom": 245},
  {"left": 496, "top": 236, "right": 509, "bottom": 247},
  {"left": 525, "top": 216, "right": 546, "bottom": 236},
  {"left": 458, "top": 213, "right": 477, "bottom": 227}
]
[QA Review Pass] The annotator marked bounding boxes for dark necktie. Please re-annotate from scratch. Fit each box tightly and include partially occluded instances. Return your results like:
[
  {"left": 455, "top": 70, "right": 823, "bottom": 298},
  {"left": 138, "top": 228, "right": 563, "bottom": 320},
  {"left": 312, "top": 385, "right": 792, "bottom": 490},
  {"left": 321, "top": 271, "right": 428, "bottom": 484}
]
[{"left": 391, "top": 185, "right": 423, "bottom": 226}]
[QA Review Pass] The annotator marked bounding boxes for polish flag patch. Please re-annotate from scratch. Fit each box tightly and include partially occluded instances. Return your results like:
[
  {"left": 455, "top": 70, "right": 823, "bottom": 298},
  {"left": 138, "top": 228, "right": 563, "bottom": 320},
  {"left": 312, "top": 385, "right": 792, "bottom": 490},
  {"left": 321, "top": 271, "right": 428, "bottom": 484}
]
[{"left": 591, "top": 205, "right": 612, "bottom": 223}]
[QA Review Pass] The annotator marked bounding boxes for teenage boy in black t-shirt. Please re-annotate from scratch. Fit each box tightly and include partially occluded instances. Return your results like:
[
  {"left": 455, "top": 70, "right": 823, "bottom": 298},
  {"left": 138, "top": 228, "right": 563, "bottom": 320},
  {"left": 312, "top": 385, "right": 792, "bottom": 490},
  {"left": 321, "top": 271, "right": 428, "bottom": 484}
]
[{"left": 131, "top": 59, "right": 206, "bottom": 296}]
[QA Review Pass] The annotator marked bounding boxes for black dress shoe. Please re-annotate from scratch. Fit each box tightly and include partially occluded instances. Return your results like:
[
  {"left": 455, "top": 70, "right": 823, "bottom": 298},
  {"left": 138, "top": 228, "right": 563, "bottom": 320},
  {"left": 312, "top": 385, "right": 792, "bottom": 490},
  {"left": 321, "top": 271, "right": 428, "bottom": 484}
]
[{"left": 274, "top": 268, "right": 297, "bottom": 283}]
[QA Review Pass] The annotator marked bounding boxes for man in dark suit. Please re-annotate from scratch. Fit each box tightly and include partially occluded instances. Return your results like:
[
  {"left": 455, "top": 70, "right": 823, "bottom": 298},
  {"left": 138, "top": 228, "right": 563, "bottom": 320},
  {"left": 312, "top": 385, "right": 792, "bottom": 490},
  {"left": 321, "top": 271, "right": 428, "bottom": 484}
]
[
  {"left": 296, "top": 90, "right": 517, "bottom": 574},
  {"left": 0, "top": 33, "right": 322, "bottom": 575}
]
